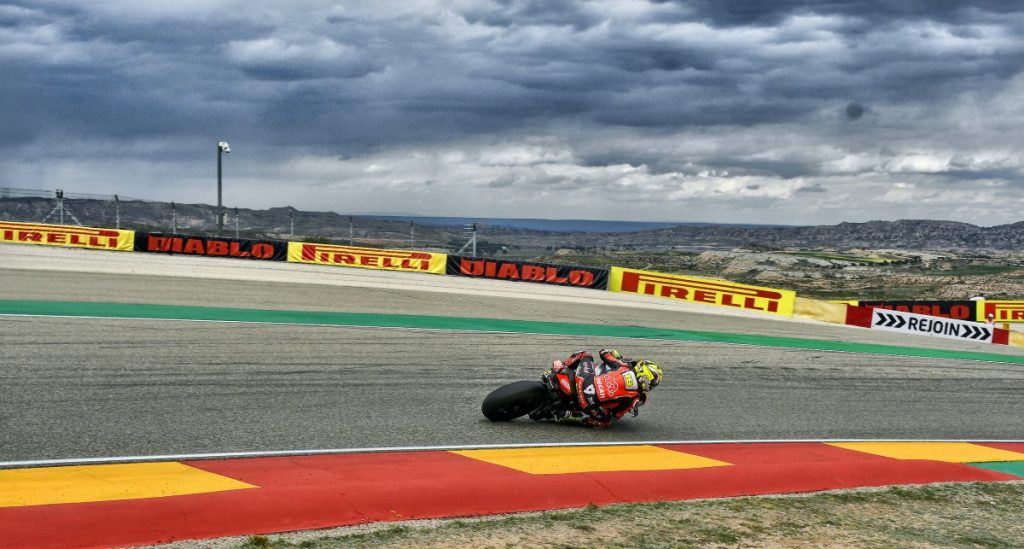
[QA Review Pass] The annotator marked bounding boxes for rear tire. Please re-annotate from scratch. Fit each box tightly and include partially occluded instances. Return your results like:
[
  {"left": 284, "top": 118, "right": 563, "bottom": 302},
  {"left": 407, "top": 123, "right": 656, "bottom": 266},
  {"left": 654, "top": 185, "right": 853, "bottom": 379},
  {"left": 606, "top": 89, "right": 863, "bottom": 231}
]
[{"left": 482, "top": 381, "right": 548, "bottom": 421}]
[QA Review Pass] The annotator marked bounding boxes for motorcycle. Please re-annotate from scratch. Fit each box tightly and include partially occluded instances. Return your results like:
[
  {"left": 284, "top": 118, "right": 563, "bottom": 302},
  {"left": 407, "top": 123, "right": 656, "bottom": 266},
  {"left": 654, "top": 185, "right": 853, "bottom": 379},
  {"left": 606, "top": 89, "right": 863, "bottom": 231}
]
[{"left": 481, "top": 369, "right": 578, "bottom": 421}]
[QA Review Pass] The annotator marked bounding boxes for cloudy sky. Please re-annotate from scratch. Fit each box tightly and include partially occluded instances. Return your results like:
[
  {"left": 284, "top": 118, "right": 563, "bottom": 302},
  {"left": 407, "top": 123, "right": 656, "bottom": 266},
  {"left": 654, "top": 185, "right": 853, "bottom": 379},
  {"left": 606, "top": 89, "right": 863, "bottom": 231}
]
[{"left": 3, "top": 1, "right": 1024, "bottom": 225}]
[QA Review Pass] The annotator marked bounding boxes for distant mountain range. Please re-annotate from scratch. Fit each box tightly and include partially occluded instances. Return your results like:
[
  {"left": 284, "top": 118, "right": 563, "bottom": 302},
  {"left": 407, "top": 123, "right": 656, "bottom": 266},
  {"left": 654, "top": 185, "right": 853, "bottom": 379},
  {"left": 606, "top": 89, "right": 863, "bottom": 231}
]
[
  {"left": 588, "top": 219, "right": 1024, "bottom": 251},
  {"left": 2, "top": 196, "right": 1023, "bottom": 251},
  {"left": 360, "top": 215, "right": 782, "bottom": 233}
]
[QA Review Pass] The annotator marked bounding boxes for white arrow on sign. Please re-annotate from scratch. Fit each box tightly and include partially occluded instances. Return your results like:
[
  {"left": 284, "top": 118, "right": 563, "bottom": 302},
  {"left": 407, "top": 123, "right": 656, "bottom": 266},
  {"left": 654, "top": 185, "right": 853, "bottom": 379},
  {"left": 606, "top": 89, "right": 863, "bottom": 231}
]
[{"left": 870, "top": 308, "right": 993, "bottom": 343}]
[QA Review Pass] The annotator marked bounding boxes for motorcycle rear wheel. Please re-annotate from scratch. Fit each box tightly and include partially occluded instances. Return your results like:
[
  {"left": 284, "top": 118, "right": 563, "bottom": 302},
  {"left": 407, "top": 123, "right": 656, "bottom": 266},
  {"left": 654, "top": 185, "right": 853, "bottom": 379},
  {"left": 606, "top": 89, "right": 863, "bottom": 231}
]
[{"left": 482, "top": 380, "right": 548, "bottom": 421}]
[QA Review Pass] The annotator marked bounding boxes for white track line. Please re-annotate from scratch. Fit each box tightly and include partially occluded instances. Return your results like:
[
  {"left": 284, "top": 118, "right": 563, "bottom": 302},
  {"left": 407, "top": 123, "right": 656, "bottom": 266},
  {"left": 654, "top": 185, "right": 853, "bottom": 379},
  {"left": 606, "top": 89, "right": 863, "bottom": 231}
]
[{"left": 3, "top": 439, "right": 1024, "bottom": 469}]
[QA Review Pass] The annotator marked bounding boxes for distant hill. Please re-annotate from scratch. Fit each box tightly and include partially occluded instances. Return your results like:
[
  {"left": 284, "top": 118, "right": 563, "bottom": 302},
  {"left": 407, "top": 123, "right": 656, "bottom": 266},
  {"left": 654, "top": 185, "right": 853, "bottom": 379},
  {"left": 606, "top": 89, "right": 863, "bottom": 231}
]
[
  {"left": 362, "top": 215, "right": 784, "bottom": 233},
  {"left": 629, "top": 219, "right": 1024, "bottom": 250},
  {"left": 362, "top": 215, "right": 683, "bottom": 233},
  {"left": 2, "top": 196, "right": 1023, "bottom": 251}
]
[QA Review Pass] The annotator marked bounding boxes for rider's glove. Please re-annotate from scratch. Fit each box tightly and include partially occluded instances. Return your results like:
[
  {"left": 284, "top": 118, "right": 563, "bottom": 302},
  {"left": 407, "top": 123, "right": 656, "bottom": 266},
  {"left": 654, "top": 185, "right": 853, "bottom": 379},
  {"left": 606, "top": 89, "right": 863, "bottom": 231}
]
[
  {"left": 563, "top": 351, "right": 591, "bottom": 368},
  {"left": 554, "top": 411, "right": 583, "bottom": 423}
]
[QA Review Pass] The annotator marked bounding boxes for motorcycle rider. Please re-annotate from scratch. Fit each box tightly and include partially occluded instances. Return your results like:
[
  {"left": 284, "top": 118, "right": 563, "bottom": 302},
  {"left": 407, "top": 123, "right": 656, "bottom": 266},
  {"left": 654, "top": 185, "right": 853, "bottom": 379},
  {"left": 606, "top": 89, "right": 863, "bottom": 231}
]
[{"left": 533, "top": 348, "right": 663, "bottom": 428}]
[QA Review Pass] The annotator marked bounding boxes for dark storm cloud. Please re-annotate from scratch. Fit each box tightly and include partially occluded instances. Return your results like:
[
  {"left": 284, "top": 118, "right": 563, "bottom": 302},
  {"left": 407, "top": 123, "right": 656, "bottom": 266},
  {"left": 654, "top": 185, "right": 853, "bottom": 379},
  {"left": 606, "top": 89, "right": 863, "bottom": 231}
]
[
  {"left": 6, "top": 0, "right": 1023, "bottom": 146},
  {"left": 3, "top": 0, "right": 1024, "bottom": 223},
  {"left": 667, "top": 0, "right": 1024, "bottom": 26},
  {"left": 845, "top": 102, "right": 865, "bottom": 120}
]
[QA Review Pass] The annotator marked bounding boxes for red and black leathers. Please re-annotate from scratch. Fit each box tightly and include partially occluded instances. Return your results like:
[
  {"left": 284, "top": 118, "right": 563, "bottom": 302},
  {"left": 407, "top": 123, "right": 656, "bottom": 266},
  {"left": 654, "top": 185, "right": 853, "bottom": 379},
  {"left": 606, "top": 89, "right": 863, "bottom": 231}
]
[{"left": 552, "top": 350, "right": 647, "bottom": 428}]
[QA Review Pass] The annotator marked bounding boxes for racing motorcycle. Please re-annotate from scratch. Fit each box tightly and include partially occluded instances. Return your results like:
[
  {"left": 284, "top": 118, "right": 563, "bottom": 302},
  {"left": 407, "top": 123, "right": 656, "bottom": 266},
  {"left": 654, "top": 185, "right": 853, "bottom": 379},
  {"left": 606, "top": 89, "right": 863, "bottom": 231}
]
[{"left": 481, "top": 369, "right": 578, "bottom": 421}]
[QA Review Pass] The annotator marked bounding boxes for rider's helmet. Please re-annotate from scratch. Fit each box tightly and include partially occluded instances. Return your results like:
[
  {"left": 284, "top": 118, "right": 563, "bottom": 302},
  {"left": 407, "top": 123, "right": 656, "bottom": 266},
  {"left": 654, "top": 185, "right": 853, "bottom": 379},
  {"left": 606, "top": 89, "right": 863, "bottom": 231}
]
[{"left": 633, "top": 360, "right": 663, "bottom": 391}]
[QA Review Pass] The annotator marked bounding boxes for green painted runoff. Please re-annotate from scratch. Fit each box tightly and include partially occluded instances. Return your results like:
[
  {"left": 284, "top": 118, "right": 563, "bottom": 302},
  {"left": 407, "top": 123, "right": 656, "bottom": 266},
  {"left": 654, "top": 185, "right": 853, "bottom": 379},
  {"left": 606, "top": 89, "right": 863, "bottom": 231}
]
[
  {"left": 2, "top": 299, "right": 1023, "bottom": 365},
  {"left": 970, "top": 461, "right": 1024, "bottom": 478}
]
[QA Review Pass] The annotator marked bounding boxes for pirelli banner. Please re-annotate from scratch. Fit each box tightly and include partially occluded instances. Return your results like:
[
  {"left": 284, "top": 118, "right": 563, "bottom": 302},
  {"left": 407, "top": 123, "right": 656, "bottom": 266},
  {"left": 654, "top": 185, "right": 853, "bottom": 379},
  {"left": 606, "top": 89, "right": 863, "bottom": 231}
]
[
  {"left": 609, "top": 267, "right": 796, "bottom": 317},
  {"left": 287, "top": 242, "right": 446, "bottom": 274},
  {"left": 135, "top": 232, "right": 287, "bottom": 261},
  {"left": 446, "top": 255, "right": 609, "bottom": 290},
  {"left": 981, "top": 301, "right": 1024, "bottom": 323},
  {"left": 0, "top": 220, "right": 134, "bottom": 251}
]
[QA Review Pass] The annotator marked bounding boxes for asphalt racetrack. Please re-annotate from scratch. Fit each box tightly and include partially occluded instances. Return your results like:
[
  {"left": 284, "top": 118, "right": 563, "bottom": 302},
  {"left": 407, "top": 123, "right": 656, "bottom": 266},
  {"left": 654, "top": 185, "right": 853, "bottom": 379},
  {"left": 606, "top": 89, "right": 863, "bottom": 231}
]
[{"left": 2, "top": 245, "right": 1024, "bottom": 463}]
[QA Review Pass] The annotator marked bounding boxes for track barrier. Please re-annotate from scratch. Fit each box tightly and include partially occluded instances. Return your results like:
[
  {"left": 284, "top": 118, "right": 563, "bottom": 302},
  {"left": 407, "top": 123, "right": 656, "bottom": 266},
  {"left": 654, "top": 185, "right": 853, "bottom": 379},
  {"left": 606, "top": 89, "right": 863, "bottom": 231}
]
[
  {"left": 608, "top": 266, "right": 796, "bottom": 317},
  {"left": 1, "top": 221, "right": 133, "bottom": 251},
  {"left": 446, "top": 255, "right": 609, "bottom": 289},
  {"left": 4, "top": 219, "right": 1024, "bottom": 348}
]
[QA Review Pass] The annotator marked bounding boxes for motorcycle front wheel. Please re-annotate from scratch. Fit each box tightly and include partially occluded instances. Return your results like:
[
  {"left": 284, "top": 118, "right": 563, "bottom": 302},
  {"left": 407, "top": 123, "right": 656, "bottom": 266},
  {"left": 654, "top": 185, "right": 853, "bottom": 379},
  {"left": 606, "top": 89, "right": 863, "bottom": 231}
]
[{"left": 481, "top": 380, "right": 548, "bottom": 421}]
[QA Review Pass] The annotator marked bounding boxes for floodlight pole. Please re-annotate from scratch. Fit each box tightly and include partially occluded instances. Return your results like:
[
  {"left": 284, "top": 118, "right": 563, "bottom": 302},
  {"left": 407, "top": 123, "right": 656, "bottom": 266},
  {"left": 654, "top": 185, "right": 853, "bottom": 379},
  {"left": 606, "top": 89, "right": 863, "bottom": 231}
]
[
  {"left": 217, "top": 147, "right": 223, "bottom": 232},
  {"left": 114, "top": 194, "right": 120, "bottom": 229},
  {"left": 217, "top": 141, "right": 231, "bottom": 233}
]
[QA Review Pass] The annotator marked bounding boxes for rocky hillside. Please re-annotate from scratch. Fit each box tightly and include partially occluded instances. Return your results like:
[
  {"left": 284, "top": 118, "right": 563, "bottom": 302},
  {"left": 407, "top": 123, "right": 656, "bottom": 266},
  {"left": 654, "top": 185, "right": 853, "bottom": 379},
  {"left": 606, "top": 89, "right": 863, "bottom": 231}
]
[
  {"left": 3, "top": 196, "right": 1023, "bottom": 251},
  {"left": 550, "top": 219, "right": 1024, "bottom": 251}
]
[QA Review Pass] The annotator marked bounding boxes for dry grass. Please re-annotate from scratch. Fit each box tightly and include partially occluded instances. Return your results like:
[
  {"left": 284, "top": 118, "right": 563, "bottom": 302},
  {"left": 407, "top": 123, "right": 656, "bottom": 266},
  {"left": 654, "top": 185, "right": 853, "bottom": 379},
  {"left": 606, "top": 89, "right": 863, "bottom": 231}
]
[{"left": 153, "top": 481, "right": 1024, "bottom": 549}]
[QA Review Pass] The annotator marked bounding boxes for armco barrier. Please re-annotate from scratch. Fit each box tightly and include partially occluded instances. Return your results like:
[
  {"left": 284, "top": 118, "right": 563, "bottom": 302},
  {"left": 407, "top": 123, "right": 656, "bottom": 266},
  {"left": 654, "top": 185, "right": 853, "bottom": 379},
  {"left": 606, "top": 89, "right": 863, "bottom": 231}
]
[
  {"left": 135, "top": 232, "right": 287, "bottom": 261},
  {"left": 287, "top": 241, "right": 446, "bottom": 274},
  {"left": 607, "top": 267, "right": 796, "bottom": 317},
  {"left": 446, "top": 255, "right": 608, "bottom": 289},
  {"left": 0, "top": 221, "right": 134, "bottom": 251}
]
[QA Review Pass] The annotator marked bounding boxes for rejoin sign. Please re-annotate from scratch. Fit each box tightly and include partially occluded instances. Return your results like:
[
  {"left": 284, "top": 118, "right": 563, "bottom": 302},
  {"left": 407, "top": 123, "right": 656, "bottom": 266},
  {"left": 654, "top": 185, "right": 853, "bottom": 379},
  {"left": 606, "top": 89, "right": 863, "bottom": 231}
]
[
  {"left": 872, "top": 308, "right": 992, "bottom": 343},
  {"left": 0, "top": 221, "right": 134, "bottom": 251},
  {"left": 287, "top": 242, "right": 446, "bottom": 274},
  {"left": 446, "top": 256, "right": 609, "bottom": 289},
  {"left": 609, "top": 267, "right": 795, "bottom": 316}
]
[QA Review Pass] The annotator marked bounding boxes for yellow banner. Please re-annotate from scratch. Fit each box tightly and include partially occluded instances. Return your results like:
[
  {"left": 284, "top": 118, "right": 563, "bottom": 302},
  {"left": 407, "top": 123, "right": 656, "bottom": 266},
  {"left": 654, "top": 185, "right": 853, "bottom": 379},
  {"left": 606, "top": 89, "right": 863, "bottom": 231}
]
[
  {"left": 794, "top": 297, "right": 848, "bottom": 324},
  {"left": 287, "top": 242, "right": 446, "bottom": 274},
  {"left": 609, "top": 267, "right": 796, "bottom": 317},
  {"left": 0, "top": 221, "right": 134, "bottom": 251},
  {"left": 980, "top": 301, "right": 1024, "bottom": 323}
]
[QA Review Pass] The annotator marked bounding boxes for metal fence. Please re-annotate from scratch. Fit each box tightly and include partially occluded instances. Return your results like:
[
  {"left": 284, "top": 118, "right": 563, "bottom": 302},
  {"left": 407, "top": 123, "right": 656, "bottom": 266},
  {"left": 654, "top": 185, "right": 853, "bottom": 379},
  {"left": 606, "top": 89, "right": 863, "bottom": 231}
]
[{"left": 0, "top": 187, "right": 480, "bottom": 252}]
